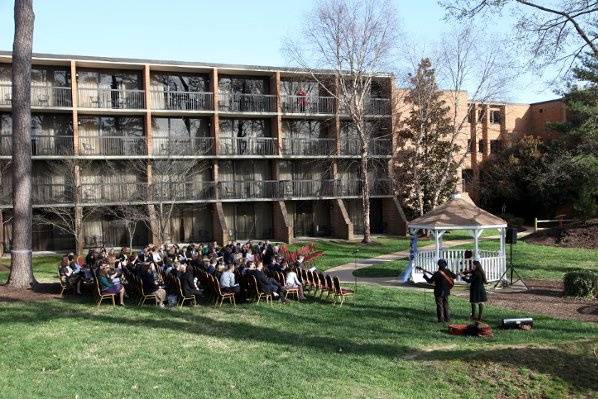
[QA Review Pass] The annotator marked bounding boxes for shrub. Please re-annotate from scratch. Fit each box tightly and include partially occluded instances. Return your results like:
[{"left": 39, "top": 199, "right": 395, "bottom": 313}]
[{"left": 563, "top": 270, "right": 598, "bottom": 298}]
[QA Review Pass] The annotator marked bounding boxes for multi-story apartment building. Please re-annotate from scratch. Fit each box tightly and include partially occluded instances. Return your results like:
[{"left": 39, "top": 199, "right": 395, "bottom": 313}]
[
  {"left": 462, "top": 99, "right": 566, "bottom": 195},
  {"left": 0, "top": 52, "right": 406, "bottom": 251}
]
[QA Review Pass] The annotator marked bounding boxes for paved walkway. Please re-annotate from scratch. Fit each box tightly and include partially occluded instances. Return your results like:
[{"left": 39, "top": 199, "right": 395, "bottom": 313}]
[{"left": 325, "top": 239, "right": 473, "bottom": 286}]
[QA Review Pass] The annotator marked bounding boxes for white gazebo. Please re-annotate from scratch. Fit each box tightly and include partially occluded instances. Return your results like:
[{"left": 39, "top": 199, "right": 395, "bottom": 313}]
[{"left": 404, "top": 193, "right": 508, "bottom": 284}]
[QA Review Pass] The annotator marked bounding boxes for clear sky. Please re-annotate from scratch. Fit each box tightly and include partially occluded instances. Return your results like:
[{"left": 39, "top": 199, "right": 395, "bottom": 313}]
[{"left": 0, "top": 0, "right": 559, "bottom": 103}]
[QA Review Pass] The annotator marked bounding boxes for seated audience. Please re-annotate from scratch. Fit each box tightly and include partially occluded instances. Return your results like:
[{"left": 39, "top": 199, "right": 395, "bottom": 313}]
[
  {"left": 98, "top": 263, "right": 126, "bottom": 305},
  {"left": 141, "top": 263, "right": 167, "bottom": 307},
  {"left": 286, "top": 266, "right": 306, "bottom": 300}
]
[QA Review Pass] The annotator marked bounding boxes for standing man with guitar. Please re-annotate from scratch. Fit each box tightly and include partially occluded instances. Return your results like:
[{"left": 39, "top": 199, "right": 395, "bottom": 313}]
[{"left": 418, "top": 259, "right": 456, "bottom": 323}]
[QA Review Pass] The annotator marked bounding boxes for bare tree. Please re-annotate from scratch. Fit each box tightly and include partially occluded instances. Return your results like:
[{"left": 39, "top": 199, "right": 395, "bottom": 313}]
[
  {"left": 7, "top": 0, "right": 35, "bottom": 289},
  {"left": 440, "top": 0, "right": 598, "bottom": 74},
  {"left": 32, "top": 159, "right": 97, "bottom": 255},
  {"left": 284, "top": 0, "right": 399, "bottom": 242},
  {"left": 428, "top": 24, "right": 517, "bottom": 208}
]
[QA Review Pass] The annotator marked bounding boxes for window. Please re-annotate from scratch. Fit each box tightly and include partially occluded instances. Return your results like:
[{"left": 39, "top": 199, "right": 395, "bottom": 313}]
[
  {"left": 489, "top": 110, "right": 502, "bottom": 124},
  {"left": 477, "top": 110, "right": 485, "bottom": 122},
  {"left": 490, "top": 139, "right": 502, "bottom": 153},
  {"left": 479, "top": 139, "right": 486, "bottom": 153},
  {"left": 539, "top": 108, "right": 543, "bottom": 114},
  {"left": 462, "top": 169, "right": 473, "bottom": 185},
  {"left": 466, "top": 139, "right": 474, "bottom": 153}
]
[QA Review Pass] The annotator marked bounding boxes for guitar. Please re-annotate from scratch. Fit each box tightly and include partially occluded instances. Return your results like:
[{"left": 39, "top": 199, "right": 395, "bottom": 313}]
[{"left": 415, "top": 266, "right": 455, "bottom": 289}]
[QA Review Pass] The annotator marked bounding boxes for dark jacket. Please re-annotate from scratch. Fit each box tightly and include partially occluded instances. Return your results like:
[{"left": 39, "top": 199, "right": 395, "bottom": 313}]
[
  {"left": 180, "top": 271, "right": 198, "bottom": 297},
  {"left": 141, "top": 271, "right": 159, "bottom": 294},
  {"left": 463, "top": 272, "right": 487, "bottom": 303},
  {"left": 254, "top": 270, "right": 278, "bottom": 293},
  {"left": 423, "top": 269, "right": 457, "bottom": 297}
]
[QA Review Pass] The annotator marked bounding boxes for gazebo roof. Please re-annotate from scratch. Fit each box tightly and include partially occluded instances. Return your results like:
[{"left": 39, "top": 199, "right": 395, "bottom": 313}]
[{"left": 408, "top": 193, "right": 507, "bottom": 230}]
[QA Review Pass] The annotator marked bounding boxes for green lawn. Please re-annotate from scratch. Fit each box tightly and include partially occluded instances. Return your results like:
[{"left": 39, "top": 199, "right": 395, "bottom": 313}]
[
  {"left": 453, "top": 240, "right": 598, "bottom": 280},
  {"left": 0, "top": 285, "right": 596, "bottom": 399},
  {"left": 291, "top": 236, "right": 410, "bottom": 271},
  {"left": 0, "top": 255, "right": 62, "bottom": 284},
  {"left": 352, "top": 259, "right": 408, "bottom": 278}
]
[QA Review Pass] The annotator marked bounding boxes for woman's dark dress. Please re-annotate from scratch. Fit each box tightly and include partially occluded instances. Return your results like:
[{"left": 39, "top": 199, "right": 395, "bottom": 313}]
[{"left": 464, "top": 272, "right": 487, "bottom": 303}]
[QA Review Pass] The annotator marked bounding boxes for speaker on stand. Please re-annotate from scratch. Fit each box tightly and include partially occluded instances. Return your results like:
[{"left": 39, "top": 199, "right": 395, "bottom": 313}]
[{"left": 494, "top": 227, "right": 528, "bottom": 290}]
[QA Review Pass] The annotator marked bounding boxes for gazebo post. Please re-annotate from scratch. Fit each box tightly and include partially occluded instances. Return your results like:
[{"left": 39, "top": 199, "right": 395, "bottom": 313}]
[
  {"left": 472, "top": 228, "right": 482, "bottom": 260},
  {"left": 431, "top": 229, "right": 446, "bottom": 262},
  {"left": 499, "top": 227, "right": 506, "bottom": 256}
]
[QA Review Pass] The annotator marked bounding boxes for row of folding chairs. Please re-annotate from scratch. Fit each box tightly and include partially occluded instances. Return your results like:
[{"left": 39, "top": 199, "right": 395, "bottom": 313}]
[{"left": 296, "top": 268, "right": 354, "bottom": 306}]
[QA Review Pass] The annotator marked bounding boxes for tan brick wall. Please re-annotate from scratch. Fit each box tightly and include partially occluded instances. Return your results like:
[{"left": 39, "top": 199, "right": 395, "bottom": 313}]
[{"left": 528, "top": 100, "right": 567, "bottom": 140}]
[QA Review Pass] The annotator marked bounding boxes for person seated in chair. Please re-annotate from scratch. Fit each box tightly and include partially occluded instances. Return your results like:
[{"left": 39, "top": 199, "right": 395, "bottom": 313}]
[
  {"left": 59, "top": 255, "right": 82, "bottom": 295},
  {"left": 141, "top": 263, "right": 166, "bottom": 307},
  {"left": 98, "top": 263, "right": 125, "bottom": 306},
  {"left": 180, "top": 263, "right": 203, "bottom": 300},
  {"left": 255, "top": 262, "right": 289, "bottom": 303},
  {"left": 285, "top": 265, "right": 306, "bottom": 300}
]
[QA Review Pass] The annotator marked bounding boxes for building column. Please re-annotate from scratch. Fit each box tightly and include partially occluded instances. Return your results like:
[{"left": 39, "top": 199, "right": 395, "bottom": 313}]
[
  {"left": 210, "top": 68, "right": 219, "bottom": 156},
  {"left": 212, "top": 202, "right": 229, "bottom": 245},
  {"left": 272, "top": 201, "right": 293, "bottom": 243},
  {"left": 382, "top": 197, "right": 408, "bottom": 236},
  {"left": 142, "top": 64, "right": 160, "bottom": 244},
  {"left": 330, "top": 199, "right": 353, "bottom": 240}
]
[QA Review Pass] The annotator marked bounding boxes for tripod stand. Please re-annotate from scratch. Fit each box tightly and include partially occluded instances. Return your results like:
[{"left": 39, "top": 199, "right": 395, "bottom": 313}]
[{"left": 494, "top": 243, "right": 528, "bottom": 290}]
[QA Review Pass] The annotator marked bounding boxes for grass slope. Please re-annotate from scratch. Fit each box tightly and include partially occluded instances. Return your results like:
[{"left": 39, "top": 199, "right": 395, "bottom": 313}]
[
  {"left": 0, "top": 286, "right": 596, "bottom": 399},
  {"left": 453, "top": 240, "right": 598, "bottom": 280},
  {"left": 291, "top": 237, "right": 410, "bottom": 271}
]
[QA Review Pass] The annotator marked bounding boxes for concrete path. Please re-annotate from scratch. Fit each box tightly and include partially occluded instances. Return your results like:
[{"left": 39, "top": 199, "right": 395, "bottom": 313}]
[{"left": 325, "top": 239, "right": 473, "bottom": 286}]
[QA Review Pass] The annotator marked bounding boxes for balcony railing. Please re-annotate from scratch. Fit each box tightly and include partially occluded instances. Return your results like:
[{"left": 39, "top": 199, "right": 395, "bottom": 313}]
[
  {"left": 366, "top": 98, "right": 391, "bottom": 115},
  {"left": 151, "top": 181, "right": 216, "bottom": 202},
  {"left": 370, "top": 138, "right": 392, "bottom": 156},
  {"left": 152, "top": 136, "right": 214, "bottom": 156},
  {"left": 218, "top": 136, "right": 278, "bottom": 156},
  {"left": 281, "top": 137, "right": 336, "bottom": 156},
  {"left": 32, "top": 85, "right": 72, "bottom": 107},
  {"left": 338, "top": 138, "right": 392, "bottom": 156},
  {"left": 81, "top": 182, "right": 148, "bottom": 204},
  {"left": 0, "top": 134, "right": 74, "bottom": 156},
  {"left": 150, "top": 90, "right": 213, "bottom": 111},
  {"left": 218, "top": 92, "right": 276, "bottom": 113},
  {"left": 0, "top": 84, "right": 72, "bottom": 108},
  {"left": 78, "top": 88, "right": 145, "bottom": 109},
  {"left": 340, "top": 97, "right": 392, "bottom": 116},
  {"left": 79, "top": 135, "right": 147, "bottom": 156},
  {"left": 32, "top": 183, "right": 74, "bottom": 204},
  {"left": 0, "top": 178, "right": 393, "bottom": 207},
  {"left": 281, "top": 95, "right": 335, "bottom": 114}
]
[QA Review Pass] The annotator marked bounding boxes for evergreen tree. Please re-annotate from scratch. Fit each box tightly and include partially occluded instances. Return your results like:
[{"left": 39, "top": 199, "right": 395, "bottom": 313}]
[{"left": 394, "top": 58, "right": 459, "bottom": 216}]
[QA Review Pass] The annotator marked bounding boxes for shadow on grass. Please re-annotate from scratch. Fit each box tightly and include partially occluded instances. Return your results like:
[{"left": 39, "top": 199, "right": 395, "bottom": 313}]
[{"left": 409, "top": 346, "right": 598, "bottom": 393}]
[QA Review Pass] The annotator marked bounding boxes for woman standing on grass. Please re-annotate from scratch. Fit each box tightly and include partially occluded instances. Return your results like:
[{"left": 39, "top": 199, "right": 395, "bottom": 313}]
[{"left": 461, "top": 260, "right": 488, "bottom": 321}]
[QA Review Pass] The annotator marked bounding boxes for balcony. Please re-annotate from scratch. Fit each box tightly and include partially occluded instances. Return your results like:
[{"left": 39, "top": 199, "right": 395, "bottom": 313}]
[
  {"left": 281, "top": 95, "right": 335, "bottom": 115},
  {"left": 152, "top": 136, "right": 214, "bottom": 156},
  {"left": 339, "top": 137, "right": 392, "bottom": 156},
  {"left": 0, "top": 84, "right": 72, "bottom": 108},
  {"left": 370, "top": 138, "right": 392, "bottom": 156},
  {"left": 366, "top": 98, "right": 391, "bottom": 115},
  {"left": 78, "top": 88, "right": 145, "bottom": 109},
  {"left": 218, "top": 92, "right": 276, "bottom": 113},
  {"left": 0, "top": 178, "right": 394, "bottom": 207},
  {"left": 32, "top": 183, "right": 74, "bottom": 205},
  {"left": 79, "top": 135, "right": 147, "bottom": 156},
  {"left": 81, "top": 182, "right": 148, "bottom": 204},
  {"left": 281, "top": 137, "right": 335, "bottom": 156},
  {"left": 218, "top": 136, "right": 278, "bottom": 156},
  {"left": 150, "top": 90, "right": 213, "bottom": 111},
  {"left": 152, "top": 181, "right": 216, "bottom": 202},
  {"left": 0, "top": 135, "right": 74, "bottom": 156}
]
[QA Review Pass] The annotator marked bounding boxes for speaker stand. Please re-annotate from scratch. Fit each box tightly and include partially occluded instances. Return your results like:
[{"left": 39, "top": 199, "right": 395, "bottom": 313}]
[{"left": 493, "top": 243, "right": 528, "bottom": 291}]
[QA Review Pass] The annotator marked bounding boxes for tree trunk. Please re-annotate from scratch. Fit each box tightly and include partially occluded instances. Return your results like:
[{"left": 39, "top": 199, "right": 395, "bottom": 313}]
[
  {"left": 7, "top": 0, "right": 35, "bottom": 289},
  {"left": 360, "top": 149, "right": 371, "bottom": 243},
  {"left": 74, "top": 205, "right": 83, "bottom": 255},
  {"left": 0, "top": 209, "right": 4, "bottom": 257}
]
